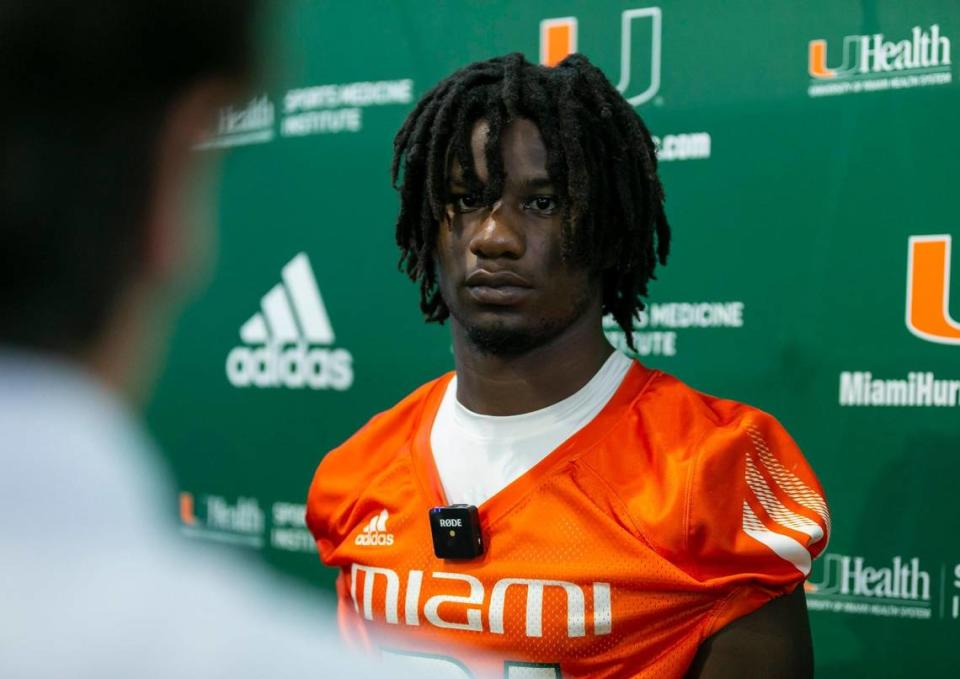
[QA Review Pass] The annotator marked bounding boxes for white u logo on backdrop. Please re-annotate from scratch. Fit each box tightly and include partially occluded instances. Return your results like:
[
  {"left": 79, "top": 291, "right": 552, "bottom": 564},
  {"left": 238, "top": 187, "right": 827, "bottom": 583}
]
[{"left": 539, "top": 7, "right": 662, "bottom": 107}]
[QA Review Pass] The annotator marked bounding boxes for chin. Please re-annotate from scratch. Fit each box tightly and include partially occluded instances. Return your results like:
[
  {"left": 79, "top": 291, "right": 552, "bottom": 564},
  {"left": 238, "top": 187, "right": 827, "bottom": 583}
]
[
  {"left": 442, "top": 287, "right": 575, "bottom": 356},
  {"left": 461, "top": 314, "right": 569, "bottom": 357},
  {"left": 465, "top": 324, "right": 536, "bottom": 356}
]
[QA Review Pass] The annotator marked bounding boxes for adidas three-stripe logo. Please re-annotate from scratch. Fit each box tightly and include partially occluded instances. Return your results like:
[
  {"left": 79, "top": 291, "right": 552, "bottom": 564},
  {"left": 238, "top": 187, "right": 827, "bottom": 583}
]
[
  {"left": 355, "top": 509, "right": 394, "bottom": 547},
  {"left": 239, "top": 252, "right": 335, "bottom": 345},
  {"left": 225, "top": 253, "right": 354, "bottom": 390}
]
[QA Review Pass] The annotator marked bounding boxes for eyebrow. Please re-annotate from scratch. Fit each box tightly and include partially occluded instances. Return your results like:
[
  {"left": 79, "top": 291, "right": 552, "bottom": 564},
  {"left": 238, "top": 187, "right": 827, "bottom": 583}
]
[
  {"left": 447, "top": 175, "right": 554, "bottom": 191},
  {"left": 520, "top": 176, "right": 554, "bottom": 190}
]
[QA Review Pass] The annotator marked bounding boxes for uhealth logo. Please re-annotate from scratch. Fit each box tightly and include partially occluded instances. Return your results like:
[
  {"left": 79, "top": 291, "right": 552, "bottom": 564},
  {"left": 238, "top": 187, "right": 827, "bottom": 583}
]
[
  {"left": 809, "top": 25, "right": 951, "bottom": 79},
  {"left": 196, "top": 94, "right": 275, "bottom": 150},
  {"left": 907, "top": 235, "right": 960, "bottom": 345},
  {"left": 226, "top": 253, "right": 354, "bottom": 390},
  {"left": 800, "top": 553, "right": 960, "bottom": 622},
  {"left": 539, "top": 8, "right": 662, "bottom": 106},
  {"left": 808, "top": 24, "right": 952, "bottom": 97}
]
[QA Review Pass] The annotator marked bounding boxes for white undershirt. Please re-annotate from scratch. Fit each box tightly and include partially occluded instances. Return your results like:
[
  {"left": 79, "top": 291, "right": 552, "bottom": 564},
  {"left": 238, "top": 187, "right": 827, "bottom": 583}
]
[{"left": 430, "top": 350, "right": 634, "bottom": 506}]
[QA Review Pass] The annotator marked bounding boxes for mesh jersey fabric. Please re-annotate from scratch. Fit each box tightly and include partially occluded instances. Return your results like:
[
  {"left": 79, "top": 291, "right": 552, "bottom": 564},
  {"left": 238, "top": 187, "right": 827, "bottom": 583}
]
[{"left": 306, "top": 361, "right": 830, "bottom": 679}]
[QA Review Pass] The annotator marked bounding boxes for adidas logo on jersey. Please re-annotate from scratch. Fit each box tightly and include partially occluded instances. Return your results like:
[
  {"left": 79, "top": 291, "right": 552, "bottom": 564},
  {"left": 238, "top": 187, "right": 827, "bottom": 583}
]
[
  {"left": 225, "top": 253, "right": 354, "bottom": 390},
  {"left": 354, "top": 509, "right": 394, "bottom": 546}
]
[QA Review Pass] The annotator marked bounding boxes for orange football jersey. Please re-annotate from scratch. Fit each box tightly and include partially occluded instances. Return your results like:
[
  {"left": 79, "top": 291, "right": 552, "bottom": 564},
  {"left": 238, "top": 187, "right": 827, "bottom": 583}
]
[{"left": 306, "top": 361, "right": 830, "bottom": 678}]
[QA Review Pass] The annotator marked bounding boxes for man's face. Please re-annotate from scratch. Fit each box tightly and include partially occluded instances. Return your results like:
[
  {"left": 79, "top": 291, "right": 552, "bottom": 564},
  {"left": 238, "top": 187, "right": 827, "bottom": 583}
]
[{"left": 435, "top": 117, "right": 599, "bottom": 355}]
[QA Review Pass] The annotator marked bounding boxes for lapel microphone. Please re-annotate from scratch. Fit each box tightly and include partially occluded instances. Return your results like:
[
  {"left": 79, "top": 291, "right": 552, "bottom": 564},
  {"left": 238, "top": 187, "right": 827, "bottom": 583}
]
[{"left": 429, "top": 504, "right": 484, "bottom": 559}]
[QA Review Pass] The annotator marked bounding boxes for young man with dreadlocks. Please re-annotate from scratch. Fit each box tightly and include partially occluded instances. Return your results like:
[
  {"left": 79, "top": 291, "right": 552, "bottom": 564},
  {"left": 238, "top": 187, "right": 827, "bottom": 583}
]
[{"left": 307, "top": 53, "right": 828, "bottom": 678}]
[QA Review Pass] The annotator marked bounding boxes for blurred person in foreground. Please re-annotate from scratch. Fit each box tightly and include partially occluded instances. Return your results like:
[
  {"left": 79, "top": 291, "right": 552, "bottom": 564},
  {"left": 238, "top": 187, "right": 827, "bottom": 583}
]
[
  {"left": 0, "top": 3, "right": 389, "bottom": 677},
  {"left": 306, "top": 53, "right": 829, "bottom": 678}
]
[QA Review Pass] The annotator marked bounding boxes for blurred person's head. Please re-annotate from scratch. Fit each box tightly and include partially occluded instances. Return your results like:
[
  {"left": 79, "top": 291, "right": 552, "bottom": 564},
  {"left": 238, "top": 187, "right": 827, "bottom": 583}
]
[
  {"left": 391, "top": 52, "right": 669, "bottom": 357},
  {"left": 0, "top": 0, "right": 257, "bottom": 396}
]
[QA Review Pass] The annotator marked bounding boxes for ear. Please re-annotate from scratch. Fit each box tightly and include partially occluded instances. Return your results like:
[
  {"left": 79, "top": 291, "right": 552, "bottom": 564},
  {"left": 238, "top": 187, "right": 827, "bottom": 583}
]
[{"left": 142, "top": 79, "right": 239, "bottom": 289}]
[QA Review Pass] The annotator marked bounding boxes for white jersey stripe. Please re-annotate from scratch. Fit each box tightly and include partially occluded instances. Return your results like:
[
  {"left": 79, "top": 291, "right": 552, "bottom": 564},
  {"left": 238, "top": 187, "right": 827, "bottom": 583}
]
[
  {"left": 742, "top": 502, "right": 812, "bottom": 575},
  {"left": 745, "top": 456, "right": 824, "bottom": 544},
  {"left": 747, "top": 427, "right": 831, "bottom": 532}
]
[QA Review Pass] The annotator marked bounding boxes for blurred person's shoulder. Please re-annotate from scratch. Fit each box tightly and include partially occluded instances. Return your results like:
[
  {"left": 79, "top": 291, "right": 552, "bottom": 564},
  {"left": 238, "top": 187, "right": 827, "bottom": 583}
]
[
  {"left": 306, "top": 372, "right": 452, "bottom": 553},
  {"left": 0, "top": 350, "right": 390, "bottom": 678}
]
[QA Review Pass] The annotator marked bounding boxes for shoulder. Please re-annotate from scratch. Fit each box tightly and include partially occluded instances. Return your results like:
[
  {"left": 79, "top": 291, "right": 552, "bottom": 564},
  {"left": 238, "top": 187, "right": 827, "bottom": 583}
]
[
  {"left": 314, "top": 374, "right": 447, "bottom": 476},
  {"left": 4, "top": 537, "right": 375, "bottom": 677},
  {"left": 637, "top": 369, "right": 760, "bottom": 441},
  {"left": 591, "top": 368, "right": 829, "bottom": 583},
  {"left": 583, "top": 368, "right": 759, "bottom": 501},
  {"left": 305, "top": 374, "right": 450, "bottom": 552}
]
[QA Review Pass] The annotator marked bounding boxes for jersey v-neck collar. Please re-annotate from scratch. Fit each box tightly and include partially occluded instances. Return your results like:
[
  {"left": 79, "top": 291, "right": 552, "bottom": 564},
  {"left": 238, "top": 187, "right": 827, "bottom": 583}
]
[
  {"left": 409, "top": 360, "right": 658, "bottom": 529},
  {"left": 441, "top": 350, "right": 633, "bottom": 444}
]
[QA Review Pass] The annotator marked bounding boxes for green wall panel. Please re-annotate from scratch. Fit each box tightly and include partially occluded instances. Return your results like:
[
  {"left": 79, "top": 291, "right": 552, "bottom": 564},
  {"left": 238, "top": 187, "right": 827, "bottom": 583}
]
[{"left": 147, "top": 2, "right": 960, "bottom": 674}]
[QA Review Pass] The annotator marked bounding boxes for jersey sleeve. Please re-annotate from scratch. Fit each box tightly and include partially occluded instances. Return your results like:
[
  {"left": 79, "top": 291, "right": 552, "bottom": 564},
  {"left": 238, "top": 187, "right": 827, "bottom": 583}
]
[
  {"left": 685, "top": 406, "right": 830, "bottom": 634},
  {"left": 305, "top": 409, "right": 410, "bottom": 562},
  {"left": 305, "top": 441, "right": 362, "bottom": 563},
  {"left": 304, "top": 377, "right": 443, "bottom": 563}
]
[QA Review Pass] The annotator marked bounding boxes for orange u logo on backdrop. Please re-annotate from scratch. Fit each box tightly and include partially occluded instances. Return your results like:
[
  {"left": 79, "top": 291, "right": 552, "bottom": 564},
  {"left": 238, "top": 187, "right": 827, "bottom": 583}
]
[
  {"left": 807, "top": 40, "right": 836, "bottom": 78},
  {"left": 906, "top": 235, "right": 960, "bottom": 345},
  {"left": 808, "top": 36, "right": 862, "bottom": 79},
  {"left": 539, "top": 8, "right": 662, "bottom": 106},
  {"left": 179, "top": 492, "right": 198, "bottom": 525}
]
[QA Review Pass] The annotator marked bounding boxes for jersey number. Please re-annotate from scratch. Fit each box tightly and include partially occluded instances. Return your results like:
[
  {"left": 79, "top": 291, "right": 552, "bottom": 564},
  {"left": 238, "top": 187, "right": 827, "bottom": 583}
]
[{"left": 383, "top": 649, "right": 562, "bottom": 678}]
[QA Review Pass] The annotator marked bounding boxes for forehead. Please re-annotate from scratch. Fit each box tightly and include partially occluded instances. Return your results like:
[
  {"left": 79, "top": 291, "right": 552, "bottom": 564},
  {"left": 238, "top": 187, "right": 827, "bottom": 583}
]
[{"left": 452, "top": 117, "right": 549, "bottom": 183}]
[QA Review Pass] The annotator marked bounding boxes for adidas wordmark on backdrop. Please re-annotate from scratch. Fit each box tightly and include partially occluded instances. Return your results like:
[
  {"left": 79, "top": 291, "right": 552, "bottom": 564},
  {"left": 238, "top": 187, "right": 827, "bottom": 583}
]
[
  {"left": 226, "top": 253, "right": 353, "bottom": 390},
  {"left": 306, "top": 361, "right": 830, "bottom": 678}
]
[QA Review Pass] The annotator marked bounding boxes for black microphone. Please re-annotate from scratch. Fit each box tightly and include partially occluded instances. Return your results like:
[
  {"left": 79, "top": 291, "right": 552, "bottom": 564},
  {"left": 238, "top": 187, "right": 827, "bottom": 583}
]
[{"left": 428, "top": 504, "right": 484, "bottom": 559}]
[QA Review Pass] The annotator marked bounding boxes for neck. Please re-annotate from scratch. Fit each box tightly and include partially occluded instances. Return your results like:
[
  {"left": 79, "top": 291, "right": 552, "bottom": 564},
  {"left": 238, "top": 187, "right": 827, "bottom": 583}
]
[{"left": 452, "top": 306, "right": 614, "bottom": 416}]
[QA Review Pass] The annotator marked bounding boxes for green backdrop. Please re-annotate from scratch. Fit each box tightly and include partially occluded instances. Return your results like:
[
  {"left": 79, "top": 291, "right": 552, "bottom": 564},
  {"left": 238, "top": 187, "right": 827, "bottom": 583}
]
[{"left": 147, "top": 1, "right": 960, "bottom": 675}]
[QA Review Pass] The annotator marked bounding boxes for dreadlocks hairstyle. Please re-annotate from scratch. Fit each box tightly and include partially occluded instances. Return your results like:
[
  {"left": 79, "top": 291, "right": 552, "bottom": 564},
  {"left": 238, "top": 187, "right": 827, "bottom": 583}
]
[{"left": 392, "top": 52, "right": 670, "bottom": 348}]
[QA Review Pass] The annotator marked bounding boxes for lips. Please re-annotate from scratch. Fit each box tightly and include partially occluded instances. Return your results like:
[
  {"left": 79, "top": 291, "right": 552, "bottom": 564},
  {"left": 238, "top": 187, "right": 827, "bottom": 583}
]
[{"left": 465, "top": 269, "right": 533, "bottom": 306}]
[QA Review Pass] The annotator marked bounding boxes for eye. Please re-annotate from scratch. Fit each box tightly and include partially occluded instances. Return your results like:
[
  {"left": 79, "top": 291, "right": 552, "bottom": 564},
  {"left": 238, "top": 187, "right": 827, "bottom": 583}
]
[
  {"left": 452, "top": 193, "right": 482, "bottom": 212},
  {"left": 524, "top": 195, "right": 559, "bottom": 214}
]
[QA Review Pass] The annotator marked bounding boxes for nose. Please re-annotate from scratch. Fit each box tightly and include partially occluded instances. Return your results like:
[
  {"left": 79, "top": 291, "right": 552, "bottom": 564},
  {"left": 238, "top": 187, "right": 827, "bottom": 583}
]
[{"left": 468, "top": 201, "right": 524, "bottom": 260}]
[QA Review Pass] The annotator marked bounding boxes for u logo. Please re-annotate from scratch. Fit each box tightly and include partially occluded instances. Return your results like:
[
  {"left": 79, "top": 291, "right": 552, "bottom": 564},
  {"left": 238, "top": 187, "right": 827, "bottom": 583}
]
[
  {"left": 906, "top": 235, "right": 960, "bottom": 345},
  {"left": 179, "top": 492, "right": 198, "bottom": 525},
  {"left": 808, "top": 35, "right": 862, "bottom": 79},
  {"left": 539, "top": 8, "right": 662, "bottom": 106}
]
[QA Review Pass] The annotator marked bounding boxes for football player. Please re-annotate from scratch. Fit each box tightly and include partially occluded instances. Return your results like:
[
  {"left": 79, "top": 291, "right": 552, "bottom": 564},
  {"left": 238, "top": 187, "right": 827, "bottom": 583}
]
[{"left": 307, "top": 53, "right": 829, "bottom": 678}]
